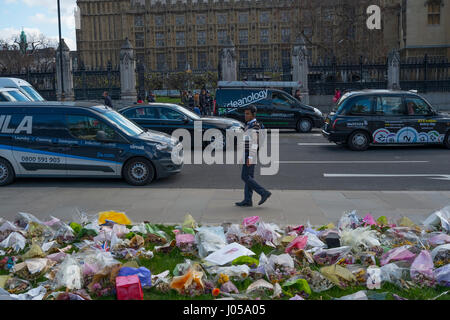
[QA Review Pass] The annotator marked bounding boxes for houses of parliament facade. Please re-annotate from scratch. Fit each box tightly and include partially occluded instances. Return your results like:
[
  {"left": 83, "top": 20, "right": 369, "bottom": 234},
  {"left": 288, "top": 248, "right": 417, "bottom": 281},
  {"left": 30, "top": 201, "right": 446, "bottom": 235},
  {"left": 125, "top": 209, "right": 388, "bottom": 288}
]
[{"left": 75, "top": 0, "right": 448, "bottom": 73}]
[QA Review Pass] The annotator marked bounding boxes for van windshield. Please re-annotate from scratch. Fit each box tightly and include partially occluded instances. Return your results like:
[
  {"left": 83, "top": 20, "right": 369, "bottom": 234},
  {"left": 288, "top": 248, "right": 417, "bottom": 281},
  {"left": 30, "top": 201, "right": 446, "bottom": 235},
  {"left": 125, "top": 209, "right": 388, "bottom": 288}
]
[
  {"left": 102, "top": 110, "right": 145, "bottom": 136},
  {"left": 20, "top": 86, "right": 45, "bottom": 101}
]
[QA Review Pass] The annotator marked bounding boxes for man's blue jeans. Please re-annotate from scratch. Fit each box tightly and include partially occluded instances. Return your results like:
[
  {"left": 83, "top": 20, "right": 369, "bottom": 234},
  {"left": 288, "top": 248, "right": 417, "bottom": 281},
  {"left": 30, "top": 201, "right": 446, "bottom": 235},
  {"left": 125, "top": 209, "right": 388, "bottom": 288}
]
[{"left": 241, "top": 164, "right": 268, "bottom": 203}]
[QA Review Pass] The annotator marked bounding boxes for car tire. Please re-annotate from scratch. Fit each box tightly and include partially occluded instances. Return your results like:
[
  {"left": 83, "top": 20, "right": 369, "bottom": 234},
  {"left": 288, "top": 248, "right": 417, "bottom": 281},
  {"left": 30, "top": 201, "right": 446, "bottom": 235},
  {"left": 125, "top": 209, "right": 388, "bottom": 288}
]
[
  {"left": 348, "top": 131, "right": 371, "bottom": 151},
  {"left": 296, "top": 118, "right": 313, "bottom": 133},
  {"left": 123, "top": 157, "right": 155, "bottom": 186},
  {"left": 0, "top": 157, "right": 15, "bottom": 186},
  {"left": 444, "top": 132, "right": 450, "bottom": 149}
]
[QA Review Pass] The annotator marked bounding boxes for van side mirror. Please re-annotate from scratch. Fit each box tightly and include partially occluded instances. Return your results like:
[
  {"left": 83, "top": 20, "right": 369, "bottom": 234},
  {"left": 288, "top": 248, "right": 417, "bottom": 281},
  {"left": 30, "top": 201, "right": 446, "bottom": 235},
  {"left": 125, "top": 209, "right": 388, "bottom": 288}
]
[{"left": 183, "top": 116, "right": 189, "bottom": 123}]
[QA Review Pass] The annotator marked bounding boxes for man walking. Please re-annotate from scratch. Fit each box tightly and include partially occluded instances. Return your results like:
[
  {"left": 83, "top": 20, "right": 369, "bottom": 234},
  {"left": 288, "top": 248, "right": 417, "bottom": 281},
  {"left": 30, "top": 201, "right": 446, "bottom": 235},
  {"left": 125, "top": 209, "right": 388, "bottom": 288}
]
[
  {"left": 188, "top": 91, "right": 194, "bottom": 109},
  {"left": 294, "top": 89, "right": 302, "bottom": 102},
  {"left": 103, "top": 91, "right": 113, "bottom": 108},
  {"left": 236, "top": 105, "right": 272, "bottom": 207},
  {"left": 206, "top": 91, "right": 213, "bottom": 116},
  {"left": 199, "top": 88, "right": 208, "bottom": 116}
]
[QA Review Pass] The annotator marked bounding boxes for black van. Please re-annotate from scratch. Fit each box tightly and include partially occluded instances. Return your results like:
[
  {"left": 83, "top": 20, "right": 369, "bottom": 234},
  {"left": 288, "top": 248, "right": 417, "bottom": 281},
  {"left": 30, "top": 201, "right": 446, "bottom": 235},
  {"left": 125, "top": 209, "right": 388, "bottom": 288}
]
[
  {"left": 215, "top": 88, "right": 325, "bottom": 132},
  {"left": 322, "top": 90, "right": 450, "bottom": 151},
  {"left": 0, "top": 102, "right": 183, "bottom": 186}
]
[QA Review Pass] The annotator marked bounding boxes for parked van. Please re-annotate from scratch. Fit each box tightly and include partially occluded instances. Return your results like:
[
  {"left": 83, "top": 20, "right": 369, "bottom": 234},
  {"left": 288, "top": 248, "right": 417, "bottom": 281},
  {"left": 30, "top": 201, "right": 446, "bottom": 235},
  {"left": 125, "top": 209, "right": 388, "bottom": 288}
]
[
  {"left": 0, "top": 88, "right": 31, "bottom": 102},
  {"left": 0, "top": 102, "right": 184, "bottom": 186},
  {"left": 0, "top": 78, "right": 45, "bottom": 102},
  {"left": 215, "top": 87, "right": 324, "bottom": 132}
]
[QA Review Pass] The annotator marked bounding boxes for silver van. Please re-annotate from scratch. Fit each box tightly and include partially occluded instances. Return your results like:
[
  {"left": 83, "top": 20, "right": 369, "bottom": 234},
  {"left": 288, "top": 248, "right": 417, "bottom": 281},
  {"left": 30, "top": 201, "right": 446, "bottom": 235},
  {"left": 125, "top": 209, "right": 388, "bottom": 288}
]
[{"left": 0, "top": 78, "right": 45, "bottom": 102}]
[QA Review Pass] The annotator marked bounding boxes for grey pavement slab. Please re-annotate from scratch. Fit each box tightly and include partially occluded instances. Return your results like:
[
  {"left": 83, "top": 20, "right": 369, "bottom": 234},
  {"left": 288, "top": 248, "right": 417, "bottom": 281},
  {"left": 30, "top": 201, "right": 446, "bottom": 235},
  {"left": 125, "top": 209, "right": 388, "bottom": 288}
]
[{"left": 1, "top": 188, "right": 448, "bottom": 226}]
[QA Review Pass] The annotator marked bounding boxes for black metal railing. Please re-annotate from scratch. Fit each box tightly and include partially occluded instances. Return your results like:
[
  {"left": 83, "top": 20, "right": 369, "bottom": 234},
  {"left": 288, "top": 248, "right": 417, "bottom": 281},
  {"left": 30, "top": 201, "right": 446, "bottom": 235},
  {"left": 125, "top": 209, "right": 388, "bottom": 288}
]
[
  {"left": 308, "top": 55, "right": 450, "bottom": 95},
  {"left": 73, "top": 62, "right": 121, "bottom": 100},
  {"left": 0, "top": 67, "right": 57, "bottom": 100}
]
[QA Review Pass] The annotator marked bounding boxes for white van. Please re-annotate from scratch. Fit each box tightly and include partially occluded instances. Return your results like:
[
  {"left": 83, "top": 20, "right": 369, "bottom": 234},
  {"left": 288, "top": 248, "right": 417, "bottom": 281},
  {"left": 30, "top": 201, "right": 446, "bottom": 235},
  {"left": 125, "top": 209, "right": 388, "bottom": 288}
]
[
  {"left": 0, "top": 78, "right": 45, "bottom": 102},
  {"left": 0, "top": 88, "right": 31, "bottom": 102}
]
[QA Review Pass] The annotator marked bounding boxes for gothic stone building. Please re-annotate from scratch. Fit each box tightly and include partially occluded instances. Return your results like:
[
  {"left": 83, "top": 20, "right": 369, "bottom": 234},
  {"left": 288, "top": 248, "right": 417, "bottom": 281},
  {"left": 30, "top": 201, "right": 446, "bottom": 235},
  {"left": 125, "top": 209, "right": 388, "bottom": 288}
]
[{"left": 75, "top": 0, "right": 396, "bottom": 72}]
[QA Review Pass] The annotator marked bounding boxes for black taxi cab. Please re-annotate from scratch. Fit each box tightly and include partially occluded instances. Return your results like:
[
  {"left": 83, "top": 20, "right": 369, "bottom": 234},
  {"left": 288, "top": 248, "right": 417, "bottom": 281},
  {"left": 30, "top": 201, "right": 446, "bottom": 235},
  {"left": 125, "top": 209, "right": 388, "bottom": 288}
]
[{"left": 322, "top": 90, "right": 450, "bottom": 151}]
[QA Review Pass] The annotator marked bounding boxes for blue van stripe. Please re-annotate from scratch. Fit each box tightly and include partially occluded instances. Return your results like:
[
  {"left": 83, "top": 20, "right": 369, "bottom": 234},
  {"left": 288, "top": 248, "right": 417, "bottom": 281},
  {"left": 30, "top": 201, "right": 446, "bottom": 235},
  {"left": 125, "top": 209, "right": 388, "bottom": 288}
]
[{"left": 0, "top": 144, "right": 122, "bottom": 165}]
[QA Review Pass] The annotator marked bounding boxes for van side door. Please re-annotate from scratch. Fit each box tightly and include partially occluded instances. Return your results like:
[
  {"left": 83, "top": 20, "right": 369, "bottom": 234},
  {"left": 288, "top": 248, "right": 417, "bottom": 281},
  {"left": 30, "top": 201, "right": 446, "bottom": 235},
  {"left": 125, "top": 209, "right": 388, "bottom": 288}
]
[
  {"left": 10, "top": 113, "right": 68, "bottom": 176},
  {"left": 65, "top": 114, "right": 126, "bottom": 176},
  {"left": 269, "top": 91, "right": 297, "bottom": 128}
]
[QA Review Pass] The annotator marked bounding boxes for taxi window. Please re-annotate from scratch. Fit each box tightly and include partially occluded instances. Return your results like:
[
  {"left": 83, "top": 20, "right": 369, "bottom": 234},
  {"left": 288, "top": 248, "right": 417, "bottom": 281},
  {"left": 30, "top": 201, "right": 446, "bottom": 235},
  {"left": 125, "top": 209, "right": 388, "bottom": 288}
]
[
  {"left": 0, "top": 93, "right": 8, "bottom": 102},
  {"left": 404, "top": 97, "right": 432, "bottom": 116},
  {"left": 347, "top": 96, "right": 373, "bottom": 115},
  {"left": 67, "top": 115, "right": 118, "bottom": 141},
  {"left": 158, "top": 108, "right": 185, "bottom": 120},
  {"left": 375, "top": 96, "right": 405, "bottom": 116},
  {"left": 125, "top": 107, "right": 158, "bottom": 119}
]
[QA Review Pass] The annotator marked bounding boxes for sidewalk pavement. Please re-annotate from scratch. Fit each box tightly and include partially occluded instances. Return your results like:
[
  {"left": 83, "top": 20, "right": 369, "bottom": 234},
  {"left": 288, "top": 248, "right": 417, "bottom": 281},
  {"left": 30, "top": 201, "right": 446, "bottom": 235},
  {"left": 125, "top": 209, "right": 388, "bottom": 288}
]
[{"left": 1, "top": 188, "right": 448, "bottom": 226}]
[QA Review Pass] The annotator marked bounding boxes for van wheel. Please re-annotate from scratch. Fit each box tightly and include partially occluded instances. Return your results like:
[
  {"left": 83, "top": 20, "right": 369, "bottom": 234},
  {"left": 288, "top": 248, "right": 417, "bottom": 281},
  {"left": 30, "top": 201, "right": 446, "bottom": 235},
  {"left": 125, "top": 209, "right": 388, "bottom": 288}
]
[
  {"left": 348, "top": 131, "right": 370, "bottom": 151},
  {"left": 0, "top": 158, "right": 15, "bottom": 186},
  {"left": 296, "top": 118, "right": 313, "bottom": 133},
  {"left": 123, "top": 158, "right": 155, "bottom": 186},
  {"left": 444, "top": 132, "right": 450, "bottom": 149}
]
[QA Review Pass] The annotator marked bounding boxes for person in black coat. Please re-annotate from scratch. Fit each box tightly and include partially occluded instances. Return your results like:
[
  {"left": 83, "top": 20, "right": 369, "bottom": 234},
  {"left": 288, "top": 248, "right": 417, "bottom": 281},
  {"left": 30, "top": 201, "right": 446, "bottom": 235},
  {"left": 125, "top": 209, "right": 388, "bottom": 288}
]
[
  {"left": 103, "top": 91, "right": 113, "bottom": 108},
  {"left": 187, "top": 91, "right": 195, "bottom": 109},
  {"left": 199, "top": 88, "right": 208, "bottom": 116}
]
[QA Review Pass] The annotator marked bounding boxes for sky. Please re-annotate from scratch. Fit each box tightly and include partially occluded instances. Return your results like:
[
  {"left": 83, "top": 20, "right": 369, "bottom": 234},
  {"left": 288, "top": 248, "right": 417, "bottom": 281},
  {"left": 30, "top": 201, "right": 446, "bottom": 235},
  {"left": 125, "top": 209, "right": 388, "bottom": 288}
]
[{"left": 0, "top": 0, "right": 77, "bottom": 50}]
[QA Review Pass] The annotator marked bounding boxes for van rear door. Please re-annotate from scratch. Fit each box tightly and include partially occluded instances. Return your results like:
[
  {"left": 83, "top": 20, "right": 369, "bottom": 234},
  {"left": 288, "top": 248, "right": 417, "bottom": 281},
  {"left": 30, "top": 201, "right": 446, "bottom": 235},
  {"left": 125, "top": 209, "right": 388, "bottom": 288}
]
[{"left": 0, "top": 112, "right": 14, "bottom": 169}]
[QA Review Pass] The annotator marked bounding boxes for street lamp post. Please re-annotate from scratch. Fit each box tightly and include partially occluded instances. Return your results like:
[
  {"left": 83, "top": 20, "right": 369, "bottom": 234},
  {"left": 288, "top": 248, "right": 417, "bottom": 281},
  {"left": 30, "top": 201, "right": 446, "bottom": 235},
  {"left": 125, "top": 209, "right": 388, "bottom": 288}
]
[{"left": 57, "top": 0, "right": 65, "bottom": 100}]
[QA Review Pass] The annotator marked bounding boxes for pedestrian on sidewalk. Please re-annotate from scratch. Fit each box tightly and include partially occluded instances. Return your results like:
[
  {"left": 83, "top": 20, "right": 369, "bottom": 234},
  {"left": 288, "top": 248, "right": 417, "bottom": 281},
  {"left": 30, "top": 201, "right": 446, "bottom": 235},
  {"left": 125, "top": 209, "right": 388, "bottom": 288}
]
[
  {"left": 147, "top": 90, "right": 156, "bottom": 102},
  {"left": 103, "top": 91, "right": 113, "bottom": 108},
  {"left": 188, "top": 91, "right": 194, "bottom": 109},
  {"left": 206, "top": 91, "right": 213, "bottom": 116},
  {"left": 199, "top": 88, "right": 208, "bottom": 116},
  {"left": 235, "top": 105, "right": 272, "bottom": 207},
  {"left": 294, "top": 89, "right": 302, "bottom": 103},
  {"left": 333, "top": 88, "right": 341, "bottom": 104}
]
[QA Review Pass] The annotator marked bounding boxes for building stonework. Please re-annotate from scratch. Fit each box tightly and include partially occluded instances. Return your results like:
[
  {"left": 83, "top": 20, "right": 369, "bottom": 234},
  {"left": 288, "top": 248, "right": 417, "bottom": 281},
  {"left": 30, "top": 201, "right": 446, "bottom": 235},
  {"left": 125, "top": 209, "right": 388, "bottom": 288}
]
[
  {"left": 399, "top": 0, "right": 450, "bottom": 59},
  {"left": 75, "top": 0, "right": 449, "bottom": 73},
  {"left": 76, "top": 0, "right": 306, "bottom": 72}
]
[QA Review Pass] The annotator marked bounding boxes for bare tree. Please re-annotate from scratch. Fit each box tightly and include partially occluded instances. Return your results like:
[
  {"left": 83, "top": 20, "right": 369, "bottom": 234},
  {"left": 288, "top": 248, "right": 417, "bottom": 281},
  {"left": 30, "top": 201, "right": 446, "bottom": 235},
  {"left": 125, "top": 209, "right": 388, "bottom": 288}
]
[
  {"left": 291, "top": 0, "right": 393, "bottom": 64},
  {"left": 0, "top": 32, "right": 57, "bottom": 74}
]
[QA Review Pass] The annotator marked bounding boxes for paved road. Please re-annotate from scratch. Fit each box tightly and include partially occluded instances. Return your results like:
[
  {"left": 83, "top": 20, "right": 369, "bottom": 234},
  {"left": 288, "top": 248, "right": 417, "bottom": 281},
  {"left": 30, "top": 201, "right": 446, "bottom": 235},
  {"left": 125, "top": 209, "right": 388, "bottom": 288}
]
[
  {"left": 1, "top": 130, "right": 449, "bottom": 224},
  {"left": 8, "top": 129, "right": 450, "bottom": 191}
]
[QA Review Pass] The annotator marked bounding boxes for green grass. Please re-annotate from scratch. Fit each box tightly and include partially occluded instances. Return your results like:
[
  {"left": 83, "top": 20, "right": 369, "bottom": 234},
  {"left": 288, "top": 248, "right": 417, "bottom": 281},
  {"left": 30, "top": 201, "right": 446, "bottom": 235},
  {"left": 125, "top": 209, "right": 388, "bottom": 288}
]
[
  {"left": 308, "top": 283, "right": 449, "bottom": 301},
  {"left": 95, "top": 237, "right": 450, "bottom": 300},
  {"left": 2, "top": 226, "right": 449, "bottom": 301},
  {"left": 0, "top": 269, "right": 10, "bottom": 276},
  {"left": 155, "top": 97, "right": 182, "bottom": 104}
]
